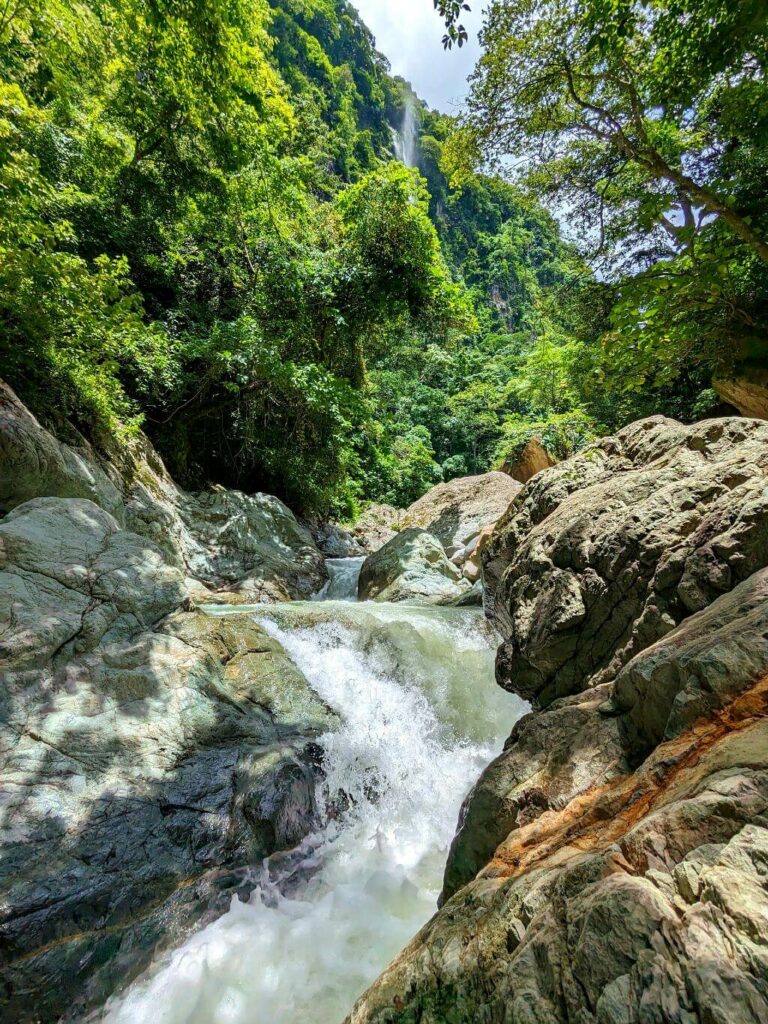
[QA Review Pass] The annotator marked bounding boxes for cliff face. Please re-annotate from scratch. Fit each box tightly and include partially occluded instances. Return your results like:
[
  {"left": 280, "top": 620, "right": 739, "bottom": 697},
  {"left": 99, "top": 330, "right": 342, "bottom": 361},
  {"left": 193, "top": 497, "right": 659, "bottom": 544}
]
[{"left": 347, "top": 416, "right": 768, "bottom": 1024}]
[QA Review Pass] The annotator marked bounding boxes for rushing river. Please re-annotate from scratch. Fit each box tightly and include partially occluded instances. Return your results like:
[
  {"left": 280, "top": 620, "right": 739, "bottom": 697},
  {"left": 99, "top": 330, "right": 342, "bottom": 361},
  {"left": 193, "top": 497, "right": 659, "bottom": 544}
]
[{"left": 103, "top": 561, "right": 525, "bottom": 1024}]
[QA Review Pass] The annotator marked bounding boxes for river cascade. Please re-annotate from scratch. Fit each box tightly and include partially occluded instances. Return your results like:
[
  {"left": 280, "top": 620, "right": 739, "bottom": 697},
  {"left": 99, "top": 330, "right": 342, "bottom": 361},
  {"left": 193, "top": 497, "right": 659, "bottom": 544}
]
[{"left": 102, "top": 561, "right": 525, "bottom": 1024}]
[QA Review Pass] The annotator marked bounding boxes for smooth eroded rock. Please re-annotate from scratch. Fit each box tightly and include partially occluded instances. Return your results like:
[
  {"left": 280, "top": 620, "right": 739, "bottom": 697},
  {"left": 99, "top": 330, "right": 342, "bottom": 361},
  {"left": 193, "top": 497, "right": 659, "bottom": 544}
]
[
  {"left": 357, "top": 528, "right": 470, "bottom": 605},
  {"left": 0, "top": 609, "right": 337, "bottom": 1022},
  {"left": 614, "top": 567, "right": 768, "bottom": 762},
  {"left": 0, "top": 497, "right": 187, "bottom": 672},
  {"left": 346, "top": 682, "right": 768, "bottom": 1024},
  {"left": 401, "top": 472, "right": 521, "bottom": 554},
  {"left": 0, "top": 378, "right": 326, "bottom": 601}
]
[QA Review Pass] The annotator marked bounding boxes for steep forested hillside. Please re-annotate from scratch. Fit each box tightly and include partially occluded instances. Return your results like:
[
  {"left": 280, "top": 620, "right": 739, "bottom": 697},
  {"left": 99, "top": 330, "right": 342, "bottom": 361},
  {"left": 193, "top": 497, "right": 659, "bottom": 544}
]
[{"left": 0, "top": 0, "right": 719, "bottom": 516}]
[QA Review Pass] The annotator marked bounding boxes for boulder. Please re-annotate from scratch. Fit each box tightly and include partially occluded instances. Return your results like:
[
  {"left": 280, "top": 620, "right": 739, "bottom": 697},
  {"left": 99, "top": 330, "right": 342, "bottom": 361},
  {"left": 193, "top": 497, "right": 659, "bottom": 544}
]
[
  {"left": 401, "top": 472, "right": 521, "bottom": 554},
  {"left": 0, "top": 379, "right": 326, "bottom": 600},
  {"left": 179, "top": 488, "right": 326, "bottom": 600},
  {"left": 307, "top": 520, "right": 366, "bottom": 558},
  {"left": 357, "top": 528, "right": 470, "bottom": 605},
  {"left": 0, "top": 599, "right": 337, "bottom": 1022},
  {"left": 501, "top": 436, "right": 556, "bottom": 483},
  {"left": 346, "top": 590, "right": 768, "bottom": 1024},
  {"left": 460, "top": 522, "right": 494, "bottom": 583},
  {"left": 441, "top": 683, "right": 624, "bottom": 903},
  {"left": 0, "top": 381, "right": 124, "bottom": 519},
  {"left": 0, "top": 497, "right": 187, "bottom": 672},
  {"left": 485, "top": 416, "right": 768, "bottom": 708},
  {"left": 613, "top": 566, "right": 768, "bottom": 763},
  {"left": 348, "top": 415, "right": 768, "bottom": 1024},
  {"left": 0, "top": 384, "right": 336, "bottom": 1020},
  {"left": 714, "top": 366, "right": 768, "bottom": 420}
]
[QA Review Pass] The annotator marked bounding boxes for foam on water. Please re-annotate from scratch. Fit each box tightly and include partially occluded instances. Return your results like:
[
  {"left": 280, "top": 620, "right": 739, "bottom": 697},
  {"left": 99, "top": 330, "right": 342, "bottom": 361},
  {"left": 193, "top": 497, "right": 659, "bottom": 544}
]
[{"left": 102, "top": 601, "right": 526, "bottom": 1024}]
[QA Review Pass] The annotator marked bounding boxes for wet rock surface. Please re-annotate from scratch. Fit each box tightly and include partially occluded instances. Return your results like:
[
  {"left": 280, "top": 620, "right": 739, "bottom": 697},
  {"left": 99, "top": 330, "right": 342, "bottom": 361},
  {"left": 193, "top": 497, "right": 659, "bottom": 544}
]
[
  {"left": 1, "top": 609, "right": 336, "bottom": 1022},
  {"left": 441, "top": 682, "right": 624, "bottom": 903},
  {"left": 357, "top": 527, "right": 470, "bottom": 605},
  {"left": 348, "top": 678, "right": 768, "bottom": 1024},
  {"left": 0, "top": 382, "right": 336, "bottom": 1021},
  {"left": 348, "top": 415, "right": 768, "bottom": 1024}
]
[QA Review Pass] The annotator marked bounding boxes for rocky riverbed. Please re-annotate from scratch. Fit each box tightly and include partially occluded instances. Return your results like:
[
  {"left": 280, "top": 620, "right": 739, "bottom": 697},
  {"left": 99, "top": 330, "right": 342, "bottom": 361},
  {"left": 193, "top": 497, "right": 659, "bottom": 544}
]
[{"left": 0, "top": 383, "right": 335, "bottom": 1021}]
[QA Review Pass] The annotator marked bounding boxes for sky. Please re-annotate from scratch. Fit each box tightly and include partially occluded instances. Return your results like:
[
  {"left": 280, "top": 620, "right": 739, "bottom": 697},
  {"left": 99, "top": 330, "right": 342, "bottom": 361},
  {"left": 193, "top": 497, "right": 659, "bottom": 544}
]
[{"left": 351, "top": 1, "right": 484, "bottom": 113}]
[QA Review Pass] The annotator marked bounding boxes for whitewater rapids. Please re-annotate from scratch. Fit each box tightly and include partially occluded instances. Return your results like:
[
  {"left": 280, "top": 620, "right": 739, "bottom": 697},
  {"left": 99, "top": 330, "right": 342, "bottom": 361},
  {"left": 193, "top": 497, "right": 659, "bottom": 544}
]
[{"left": 102, "top": 586, "right": 526, "bottom": 1024}]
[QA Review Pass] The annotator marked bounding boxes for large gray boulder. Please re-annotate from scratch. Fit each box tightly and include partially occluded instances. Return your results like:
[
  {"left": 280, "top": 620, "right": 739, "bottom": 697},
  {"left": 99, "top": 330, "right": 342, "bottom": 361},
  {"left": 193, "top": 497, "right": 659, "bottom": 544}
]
[
  {"left": 0, "top": 380, "right": 326, "bottom": 601},
  {"left": 402, "top": 471, "right": 521, "bottom": 555},
  {"left": 179, "top": 487, "right": 326, "bottom": 600},
  {"left": 0, "top": 497, "right": 187, "bottom": 672},
  {"left": 613, "top": 566, "right": 768, "bottom": 763},
  {"left": 0, "top": 381, "right": 124, "bottom": 519},
  {"left": 347, "top": 416, "right": 768, "bottom": 1024},
  {"left": 354, "top": 473, "right": 522, "bottom": 602},
  {"left": 0, "top": 385, "right": 335, "bottom": 1020},
  {"left": 357, "top": 527, "right": 470, "bottom": 604},
  {"left": 0, "top": 597, "right": 336, "bottom": 1022},
  {"left": 485, "top": 416, "right": 768, "bottom": 708}
]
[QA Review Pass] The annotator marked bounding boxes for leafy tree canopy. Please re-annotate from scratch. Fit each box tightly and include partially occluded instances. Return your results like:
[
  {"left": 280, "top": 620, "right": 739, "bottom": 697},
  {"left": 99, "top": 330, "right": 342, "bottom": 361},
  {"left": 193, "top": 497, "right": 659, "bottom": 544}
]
[{"left": 443, "top": 0, "right": 768, "bottom": 397}]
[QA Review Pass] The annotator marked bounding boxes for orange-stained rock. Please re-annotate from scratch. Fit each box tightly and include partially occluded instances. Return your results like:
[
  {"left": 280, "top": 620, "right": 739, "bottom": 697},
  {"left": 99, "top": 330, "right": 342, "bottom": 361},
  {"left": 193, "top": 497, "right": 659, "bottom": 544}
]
[
  {"left": 501, "top": 436, "right": 555, "bottom": 483},
  {"left": 714, "top": 367, "right": 768, "bottom": 420}
]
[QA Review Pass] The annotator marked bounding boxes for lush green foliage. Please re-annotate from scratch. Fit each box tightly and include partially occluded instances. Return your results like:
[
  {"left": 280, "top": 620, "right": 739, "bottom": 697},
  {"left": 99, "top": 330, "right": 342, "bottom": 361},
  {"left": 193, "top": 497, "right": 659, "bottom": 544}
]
[
  {"left": 445, "top": 0, "right": 768, "bottom": 399},
  {"left": 0, "top": 0, "right": 466, "bottom": 511},
  {"left": 1, "top": 0, "right": 608, "bottom": 514},
  {"left": 5, "top": 0, "right": 725, "bottom": 517}
]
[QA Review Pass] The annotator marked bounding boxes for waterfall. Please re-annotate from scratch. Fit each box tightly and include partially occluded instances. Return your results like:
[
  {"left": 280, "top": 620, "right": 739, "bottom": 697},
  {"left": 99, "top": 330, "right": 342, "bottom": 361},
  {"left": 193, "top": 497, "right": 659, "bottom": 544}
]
[
  {"left": 392, "top": 95, "right": 419, "bottom": 168},
  {"left": 102, "top": 601, "right": 527, "bottom": 1024},
  {"left": 312, "top": 557, "right": 365, "bottom": 601}
]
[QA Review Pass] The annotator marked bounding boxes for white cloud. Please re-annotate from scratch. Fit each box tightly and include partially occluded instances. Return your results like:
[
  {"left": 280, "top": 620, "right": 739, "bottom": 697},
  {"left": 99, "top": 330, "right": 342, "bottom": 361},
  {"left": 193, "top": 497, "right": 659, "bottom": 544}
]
[{"left": 351, "top": 0, "right": 484, "bottom": 112}]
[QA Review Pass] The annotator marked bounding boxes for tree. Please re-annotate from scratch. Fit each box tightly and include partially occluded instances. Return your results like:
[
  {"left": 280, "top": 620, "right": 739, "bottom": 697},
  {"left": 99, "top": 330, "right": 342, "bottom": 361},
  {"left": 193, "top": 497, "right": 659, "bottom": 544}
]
[
  {"left": 447, "top": 0, "right": 768, "bottom": 264},
  {"left": 441, "top": 0, "right": 768, "bottom": 395},
  {"left": 433, "top": 1, "right": 471, "bottom": 49}
]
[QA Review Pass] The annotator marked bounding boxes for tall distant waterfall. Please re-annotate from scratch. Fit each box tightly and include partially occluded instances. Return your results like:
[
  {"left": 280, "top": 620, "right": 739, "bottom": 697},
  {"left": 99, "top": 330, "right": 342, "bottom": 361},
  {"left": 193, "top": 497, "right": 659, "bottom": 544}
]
[
  {"left": 103, "top": 594, "right": 526, "bottom": 1024},
  {"left": 392, "top": 96, "right": 419, "bottom": 167}
]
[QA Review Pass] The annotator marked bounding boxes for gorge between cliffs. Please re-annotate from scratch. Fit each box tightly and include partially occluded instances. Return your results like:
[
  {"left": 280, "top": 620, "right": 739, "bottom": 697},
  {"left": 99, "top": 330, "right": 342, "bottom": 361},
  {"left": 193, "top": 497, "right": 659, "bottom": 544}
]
[
  {"left": 3, "top": 1, "right": 768, "bottom": 1019},
  {"left": 1, "top": 382, "right": 767, "bottom": 1024}
]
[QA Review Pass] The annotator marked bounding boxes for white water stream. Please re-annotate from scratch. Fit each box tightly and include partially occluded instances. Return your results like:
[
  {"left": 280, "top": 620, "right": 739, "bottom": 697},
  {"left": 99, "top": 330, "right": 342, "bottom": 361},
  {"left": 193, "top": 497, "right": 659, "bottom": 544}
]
[
  {"left": 392, "top": 96, "right": 419, "bottom": 168},
  {"left": 103, "top": 567, "right": 525, "bottom": 1024}
]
